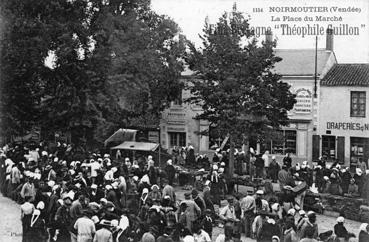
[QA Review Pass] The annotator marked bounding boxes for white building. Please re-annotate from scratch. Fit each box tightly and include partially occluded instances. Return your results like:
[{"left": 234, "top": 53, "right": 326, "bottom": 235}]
[
  {"left": 264, "top": 40, "right": 336, "bottom": 163},
  {"left": 317, "top": 64, "right": 369, "bottom": 167},
  {"left": 160, "top": 76, "right": 210, "bottom": 154},
  {"left": 160, "top": 30, "right": 337, "bottom": 164}
]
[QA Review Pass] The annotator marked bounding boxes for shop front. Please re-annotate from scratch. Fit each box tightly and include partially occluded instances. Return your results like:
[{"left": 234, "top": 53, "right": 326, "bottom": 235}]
[
  {"left": 160, "top": 85, "right": 210, "bottom": 154},
  {"left": 318, "top": 64, "right": 369, "bottom": 167},
  {"left": 316, "top": 120, "right": 369, "bottom": 167}
]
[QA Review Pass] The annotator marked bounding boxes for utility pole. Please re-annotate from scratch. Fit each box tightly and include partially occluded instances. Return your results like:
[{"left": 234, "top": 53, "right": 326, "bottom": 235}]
[{"left": 314, "top": 35, "right": 318, "bottom": 98}]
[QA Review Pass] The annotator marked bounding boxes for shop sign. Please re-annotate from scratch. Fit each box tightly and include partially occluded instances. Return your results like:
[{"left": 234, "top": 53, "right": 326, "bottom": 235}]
[
  {"left": 148, "top": 131, "right": 159, "bottom": 143},
  {"left": 294, "top": 88, "right": 312, "bottom": 113},
  {"left": 167, "top": 126, "right": 186, "bottom": 132},
  {"left": 167, "top": 112, "right": 186, "bottom": 125},
  {"left": 327, "top": 122, "right": 369, "bottom": 132}
]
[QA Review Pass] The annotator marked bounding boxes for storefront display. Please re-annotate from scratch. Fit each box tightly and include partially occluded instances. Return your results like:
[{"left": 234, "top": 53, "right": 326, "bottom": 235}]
[{"left": 350, "top": 137, "right": 369, "bottom": 166}]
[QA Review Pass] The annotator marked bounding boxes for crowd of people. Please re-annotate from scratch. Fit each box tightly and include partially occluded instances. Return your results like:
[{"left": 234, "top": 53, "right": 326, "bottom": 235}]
[{"left": 0, "top": 142, "right": 368, "bottom": 242}]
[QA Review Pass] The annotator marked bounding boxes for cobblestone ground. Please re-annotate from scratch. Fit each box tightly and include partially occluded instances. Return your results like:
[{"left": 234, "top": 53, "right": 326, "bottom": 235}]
[{"left": 0, "top": 189, "right": 363, "bottom": 242}]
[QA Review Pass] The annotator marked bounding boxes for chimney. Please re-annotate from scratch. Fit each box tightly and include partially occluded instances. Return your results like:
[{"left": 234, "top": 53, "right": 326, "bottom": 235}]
[
  {"left": 265, "top": 29, "right": 273, "bottom": 43},
  {"left": 326, "top": 28, "right": 334, "bottom": 51}
]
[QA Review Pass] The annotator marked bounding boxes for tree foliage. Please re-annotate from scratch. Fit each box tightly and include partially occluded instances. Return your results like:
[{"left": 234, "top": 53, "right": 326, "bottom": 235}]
[
  {"left": 105, "top": 1, "right": 186, "bottom": 126},
  {"left": 0, "top": 0, "right": 185, "bottom": 146},
  {"left": 186, "top": 6, "right": 296, "bottom": 140},
  {"left": 0, "top": 0, "right": 50, "bottom": 137},
  {"left": 185, "top": 5, "right": 296, "bottom": 175}
]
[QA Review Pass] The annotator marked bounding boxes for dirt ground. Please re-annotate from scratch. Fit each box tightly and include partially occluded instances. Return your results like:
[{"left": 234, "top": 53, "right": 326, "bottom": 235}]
[
  {"left": 0, "top": 187, "right": 363, "bottom": 242},
  {"left": 0, "top": 193, "right": 22, "bottom": 242},
  {"left": 174, "top": 187, "right": 362, "bottom": 241}
]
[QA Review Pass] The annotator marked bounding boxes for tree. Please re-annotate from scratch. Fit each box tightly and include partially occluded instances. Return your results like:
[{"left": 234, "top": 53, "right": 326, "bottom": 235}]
[
  {"left": 185, "top": 5, "right": 296, "bottom": 177},
  {"left": 0, "top": 0, "right": 51, "bottom": 139},
  {"left": 104, "top": 0, "right": 186, "bottom": 126},
  {"left": 0, "top": 0, "right": 186, "bottom": 147}
]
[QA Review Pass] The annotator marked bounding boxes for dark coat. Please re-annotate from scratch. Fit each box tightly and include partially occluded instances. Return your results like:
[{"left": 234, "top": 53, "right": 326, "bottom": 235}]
[
  {"left": 268, "top": 161, "right": 280, "bottom": 181},
  {"left": 334, "top": 223, "right": 348, "bottom": 238},
  {"left": 26, "top": 217, "right": 48, "bottom": 242},
  {"left": 359, "top": 231, "right": 369, "bottom": 242},
  {"left": 257, "top": 221, "right": 281, "bottom": 242}
]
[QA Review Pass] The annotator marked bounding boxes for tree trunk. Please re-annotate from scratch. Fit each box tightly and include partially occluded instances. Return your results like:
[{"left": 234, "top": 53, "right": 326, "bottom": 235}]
[
  {"left": 228, "top": 134, "right": 235, "bottom": 179},
  {"left": 243, "top": 135, "right": 250, "bottom": 175}
]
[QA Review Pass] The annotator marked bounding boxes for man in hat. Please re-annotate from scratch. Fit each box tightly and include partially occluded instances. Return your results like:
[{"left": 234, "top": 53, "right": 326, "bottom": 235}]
[
  {"left": 47, "top": 185, "right": 62, "bottom": 238},
  {"left": 268, "top": 156, "right": 280, "bottom": 182},
  {"left": 202, "top": 180, "right": 214, "bottom": 212},
  {"left": 88, "top": 184, "right": 104, "bottom": 203},
  {"left": 61, "top": 166, "right": 71, "bottom": 182},
  {"left": 11, "top": 163, "right": 22, "bottom": 191},
  {"left": 278, "top": 165, "right": 295, "bottom": 191},
  {"left": 193, "top": 221, "right": 211, "bottom": 242},
  {"left": 70, "top": 195, "right": 86, "bottom": 221},
  {"left": 101, "top": 201, "right": 120, "bottom": 221},
  {"left": 240, "top": 191, "right": 256, "bottom": 238},
  {"left": 55, "top": 195, "right": 73, "bottom": 242},
  {"left": 347, "top": 178, "right": 359, "bottom": 196},
  {"left": 219, "top": 197, "right": 240, "bottom": 235},
  {"left": 165, "top": 159, "right": 176, "bottom": 186},
  {"left": 300, "top": 211, "right": 319, "bottom": 240},
  {"left": 106, "top": 184, "right": 120, "bottom": 210},
  {"left": 20, "top": 175, "right": 36, "bottom": 202},
  {"left": 89, "top": 159, "right": 101, "bottom": 185},
  {"left": 47, "top": 163, "right": 57, "bottom": 181},
  {"left": 93, "top": 220, "right": 113, "bottom": 242},
  {"left": 179, "top": 192, "right": 201, "bottom": 232},
  {"left": 192, "top": 189, "right": 206, "bottom": 216},
  {"left": 201, "top": 209, "right": 213, "bottom": 238},
  {"left": 255, "top": 154, "right": 265, "bottom": 178},
  {"left": 258, "top": 217, "right": 281, "bottom": 242},
  {"left": 74, "top": 209, "right": 96, "bottom": 242},
  {"left": 255, "top": 190, "right": 269, "bottom": 212},
  {"left": 141, "top": 225, "right": 159, "bottom": 242},
  {"left": 219, "top": 197, "right": 238, "bottom": 221},
  {"left": 156, "top": 226, "right": 173, "bottom": 242},
  {"left": 283, "top": 152, "right": 292, "bottom": 169}
]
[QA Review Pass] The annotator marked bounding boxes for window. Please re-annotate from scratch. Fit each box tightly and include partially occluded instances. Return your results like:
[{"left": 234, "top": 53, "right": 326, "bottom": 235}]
[
  {"left": 265, "top": 130, "right": 296, "bottom": 155},
  {"left": 322, "top": 135, "right": 336, "bottom": 162},
  {"left": 173, "top": 90, "right": 183, "bottom": 106},
  {"left": 350, "top": 137, "right": 369, "bottom": 166},
  {"left": 351, "top": 91, "right": 366, "bottom": 117},
  {"left": 169, "top": 132, "right": 186, "bottom": 147}
]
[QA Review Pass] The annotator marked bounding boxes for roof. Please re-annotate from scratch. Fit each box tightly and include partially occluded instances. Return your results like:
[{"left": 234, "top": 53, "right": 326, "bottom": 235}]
[
  {"left": 110, "top": 141, "right": 159, "bottom": 151},
  {"left": 321, "top": 64, "right": 369, "bottom": 86},
  {"left": 274, "top": 49, "right": 334, "bottom": 76},
  {"left": 104, "top": 128, "right": 138, "bottom": 147}
]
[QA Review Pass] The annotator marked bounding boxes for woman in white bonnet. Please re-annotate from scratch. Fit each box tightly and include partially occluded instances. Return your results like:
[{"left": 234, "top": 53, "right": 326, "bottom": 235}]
[
  {"left": 26, "top": 201, "right": 48, "bottom": 242},
  {"left": 359, "top": 223, "right": 369, "bottom": 242},
  {"left": 21, "top": 196, "right": 35, "bottom": 242}
]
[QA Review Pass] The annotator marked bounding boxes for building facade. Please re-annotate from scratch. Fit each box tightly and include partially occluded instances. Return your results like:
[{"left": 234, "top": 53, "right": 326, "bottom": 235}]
[
  {"left": 317, "top": 64, "right": 369, "bottom": 167},
  {"left": 160, "top": 30, "right": 337, "bottom": 163},
  {"left": 256, "top": 46, "right": 336, "bottom": 164},
  {"left": 160, "top": 76, "right": 210, "bottom": 154}
]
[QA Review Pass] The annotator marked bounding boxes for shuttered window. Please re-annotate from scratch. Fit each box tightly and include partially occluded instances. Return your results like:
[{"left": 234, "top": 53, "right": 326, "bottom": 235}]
[{"left": 351, "top": 91, "right": 366, "bottom": 117}]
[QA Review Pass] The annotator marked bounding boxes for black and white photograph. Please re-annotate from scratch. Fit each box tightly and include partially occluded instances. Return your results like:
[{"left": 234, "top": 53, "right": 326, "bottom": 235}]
[{"left": 0, "top": 0, "right": 368, "bottom": 241}]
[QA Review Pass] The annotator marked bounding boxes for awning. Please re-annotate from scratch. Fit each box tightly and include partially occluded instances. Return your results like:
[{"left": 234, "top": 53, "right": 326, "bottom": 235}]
[
  {"left": 110, "top": 141, "right": 159, "bottom": 151},
  {"left": 104, "top": 128, "right": 138, "bottom": 146}
]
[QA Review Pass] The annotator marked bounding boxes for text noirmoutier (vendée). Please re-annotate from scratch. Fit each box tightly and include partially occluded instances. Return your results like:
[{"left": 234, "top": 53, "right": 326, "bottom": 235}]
[{"left": 247, "top": 5, "right": 364, "bottom": 37}]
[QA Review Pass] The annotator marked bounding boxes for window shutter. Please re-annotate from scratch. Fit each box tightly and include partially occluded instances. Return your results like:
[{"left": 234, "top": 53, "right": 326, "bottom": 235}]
[
  {"left": 363, "top": 139, "right": 369, "bottom": 167},
  {"left": 337, "top": 136, "right": 345, "bottom": 164},
  {"left": 312, "top": 135, "right": 320, "bottom": 161}
]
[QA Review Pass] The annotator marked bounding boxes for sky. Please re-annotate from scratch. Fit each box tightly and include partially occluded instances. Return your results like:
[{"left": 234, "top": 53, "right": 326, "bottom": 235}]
[{"left": 151, "top": 0, "right": 369, "bottom": 63}]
